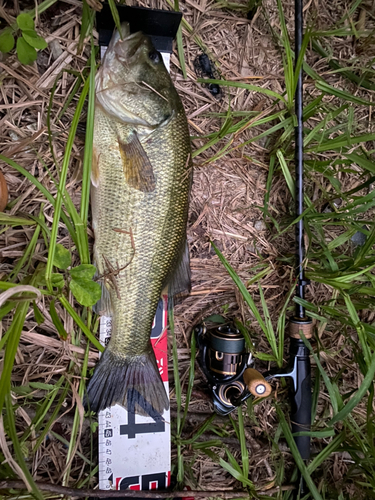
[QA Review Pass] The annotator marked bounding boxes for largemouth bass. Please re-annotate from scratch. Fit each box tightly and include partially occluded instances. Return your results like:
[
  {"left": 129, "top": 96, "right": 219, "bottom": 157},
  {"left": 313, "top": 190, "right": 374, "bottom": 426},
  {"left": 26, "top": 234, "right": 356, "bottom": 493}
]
[{"left": 86, "top": 24, "right": 192, "bottom": 415}]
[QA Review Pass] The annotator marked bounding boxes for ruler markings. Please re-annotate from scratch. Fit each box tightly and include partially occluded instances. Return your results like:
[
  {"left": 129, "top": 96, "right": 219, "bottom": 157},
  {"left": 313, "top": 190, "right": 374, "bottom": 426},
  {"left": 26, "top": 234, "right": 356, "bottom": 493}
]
[{"left": 98, "top": 297, "right": 171, "bottom": 491}]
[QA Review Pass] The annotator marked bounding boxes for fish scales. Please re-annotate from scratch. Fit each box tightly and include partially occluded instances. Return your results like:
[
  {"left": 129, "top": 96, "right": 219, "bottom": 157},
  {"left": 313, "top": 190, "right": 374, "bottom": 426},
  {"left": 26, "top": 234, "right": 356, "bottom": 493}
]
[
  {"left": 93, "top": 108, "right": 190, "bottom": 354},
  {"left": 86, "top": 25, "right": 192, "bottom": 415}
]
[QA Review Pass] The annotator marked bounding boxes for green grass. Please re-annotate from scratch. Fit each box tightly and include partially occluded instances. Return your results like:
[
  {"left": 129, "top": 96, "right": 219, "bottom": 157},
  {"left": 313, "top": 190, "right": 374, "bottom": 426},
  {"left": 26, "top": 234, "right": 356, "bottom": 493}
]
[
  {"left": 0, "top": 4, "right": 98, "bottom": 491},
  {"left": 170, "top": 0, "right": 375, "bottom": 497}
]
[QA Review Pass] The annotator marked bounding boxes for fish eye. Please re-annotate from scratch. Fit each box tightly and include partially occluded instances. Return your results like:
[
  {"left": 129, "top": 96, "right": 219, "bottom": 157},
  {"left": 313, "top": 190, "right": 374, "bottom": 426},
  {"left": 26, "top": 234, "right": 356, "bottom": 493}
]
[{"left": 149, "top": 50, "right": 161, "bottom": 63}]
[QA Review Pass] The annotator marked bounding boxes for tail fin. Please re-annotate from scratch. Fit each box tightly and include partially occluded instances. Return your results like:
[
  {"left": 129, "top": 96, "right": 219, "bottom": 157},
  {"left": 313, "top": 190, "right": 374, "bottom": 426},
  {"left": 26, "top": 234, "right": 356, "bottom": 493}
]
[{"left": 85, "top": 347, "right": 169, "bottom": 416}]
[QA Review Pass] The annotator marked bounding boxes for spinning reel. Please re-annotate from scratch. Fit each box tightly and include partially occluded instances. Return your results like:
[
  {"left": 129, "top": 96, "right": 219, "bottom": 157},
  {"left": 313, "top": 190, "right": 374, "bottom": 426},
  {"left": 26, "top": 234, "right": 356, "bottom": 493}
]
[
  {"left": 195, "top": 318, "right": 312, "bottom": 463},
  {"left": 195, "top": 323, "right": 272, "bottom": 416}
]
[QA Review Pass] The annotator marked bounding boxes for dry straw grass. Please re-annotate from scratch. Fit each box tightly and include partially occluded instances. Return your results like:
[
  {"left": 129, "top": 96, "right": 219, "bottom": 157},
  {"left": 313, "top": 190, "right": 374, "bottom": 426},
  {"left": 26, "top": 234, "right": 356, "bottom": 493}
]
[{"left": 1, "top": 0, "right": 375, "bottom": 496}]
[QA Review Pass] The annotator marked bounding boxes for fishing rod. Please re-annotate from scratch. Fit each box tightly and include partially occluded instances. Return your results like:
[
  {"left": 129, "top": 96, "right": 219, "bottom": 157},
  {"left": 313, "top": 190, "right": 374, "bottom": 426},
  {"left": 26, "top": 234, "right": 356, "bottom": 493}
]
[
  {"left": 195, "top": 0, "right": 313, "bottom": 494},
  {"left": 283, "top": 0, "right": 314, "bottom": 492}
]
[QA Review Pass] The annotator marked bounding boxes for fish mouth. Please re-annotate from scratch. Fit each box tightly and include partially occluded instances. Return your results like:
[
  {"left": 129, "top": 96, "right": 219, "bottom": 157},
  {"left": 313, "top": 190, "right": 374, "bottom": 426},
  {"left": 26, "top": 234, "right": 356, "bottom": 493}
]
[
  {"left": 114, "top": 30, "right": 150, "bottom": 63},
  {"left": 106, "top": 22, "right": 130, "bottom": 54}
]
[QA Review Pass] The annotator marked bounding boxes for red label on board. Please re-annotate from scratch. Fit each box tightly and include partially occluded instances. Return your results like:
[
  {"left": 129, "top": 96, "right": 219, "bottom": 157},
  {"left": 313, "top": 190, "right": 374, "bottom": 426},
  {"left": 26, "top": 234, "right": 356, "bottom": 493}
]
[{"left": 151, "top": 295, "right": 168, "bottom": 383}]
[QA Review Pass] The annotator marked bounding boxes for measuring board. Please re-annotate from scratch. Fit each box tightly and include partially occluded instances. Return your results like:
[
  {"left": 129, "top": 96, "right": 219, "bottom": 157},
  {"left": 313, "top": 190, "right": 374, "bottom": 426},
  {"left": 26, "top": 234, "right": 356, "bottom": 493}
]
[
  {"left": 96, "top": 8, "right": 181, "bottom": 488},
  {"left": 98, "top": 296, "right": 170, "bottom": 491}
]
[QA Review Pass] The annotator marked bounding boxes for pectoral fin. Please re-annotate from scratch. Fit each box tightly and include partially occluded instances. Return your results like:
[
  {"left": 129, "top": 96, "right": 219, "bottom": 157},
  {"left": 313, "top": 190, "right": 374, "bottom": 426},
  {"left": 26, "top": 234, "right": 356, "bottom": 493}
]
[{"left": 118, "top": 134, "right": 156, "bottom": 193}]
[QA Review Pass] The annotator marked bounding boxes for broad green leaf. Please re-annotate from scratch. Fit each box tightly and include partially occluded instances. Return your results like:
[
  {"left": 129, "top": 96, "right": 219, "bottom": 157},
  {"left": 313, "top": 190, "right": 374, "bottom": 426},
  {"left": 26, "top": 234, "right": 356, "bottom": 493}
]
[
  {"left": 276, "top": 405, "right": 323, "bottom": 500},
  {"left": 292, "top": 428, "right": 336, "bottom": 438},
  {"left": 22, "top": 30, "right": 47, "bottom": 50},
  {"left": 53, "top": 244, "right": 71, "bottom": 270},
  {"left": 29, "top": 382, "right": 56, "bottom": 390},
  {"left": 0, "top": 154, "right": 78, "bottom": 249},
  {"left": 276, "top": 0, "right": 293, "bottom": 107},
  {"left": 69, "top": 278, "right": 101, "bottom": 307},
  {"left": 254, "top": 352, "right": 277, "bottom": 362},
  {"left": 5, "top": 395, "right": 44, "bottom": 500},
  {"left": 330, "top": 351, "right": 375, "bottom": 424},
  {"left": 219, "top": 456, "right": 255, "bottom": 488},
  {"left": 191, "top": 439, "right": 223, "bottom": 449},
  {"left": 69, "top": 264, "right": 96, "bottom": 280},
  {"left": 343, "top": 292, "right": 371, "bottom": 367},
  {"left": 16, "top": 36, "right": 37, "bottom": 65},
  {"left": 308, "top": 132, "right": 375, "bottom": 153},
  {"left": 59, "top": 296, "right": 103, "bottom": 352},
  {"left": 199, "top": 78, "right": 286, "bottom": 103},
  {"left": 300, "top": 334, "right": 341, "bottom": 414},
  {"left": 237, "top": 407, "right": 249, "bottom": 485},
  {"left": 0, "top": 30, "right": 15, "bottom": 53},
  {"left": 0, "top": 213, "right": 36, "bottom": 226},
  {"left": 259, "top": 285, "right": 278, "bottom": 362},
  {"left": 33, "top": 302, "right": 44, "bottom": 325},
  {"left": 37, "top": 272, "right": 64, "bottom": 289},
  {"left": 45, "top": 77, "right": 90, "bottom": 290},
  {"left": 176, "top": 25, "right": 187, "bottom": 79},
  {"left": 205, "top": 314, "right": 226, "bottom": 323},
  {"left": 0, "top": 301, "right": 29, "bottom": 412},
  {"left": 107, "top": 0, "right": 122, "bottom": 38},
  {"left": 276, "top": 149, "right": 295, "bottom": 199},
  {"left": 181, "top": 332, "right": 196, "bottom": 431},
  {"left": 345, "top": 152, "right": 375, "bottom": 174},
  {"left": 51, "top": 273, "right": 65, "bottom": 289},
  {"left": 12, "top": 384, "right": 33, "bottom": 395},
  {"left": 212, "top": 243, "right": 268, "bottom": 336},
  {"left": 307, "top": 433, "right": 345, "bottom": 474},
  {"left": 316, "top": 80, "right": 372, "bottom": 106},
  {"left": 78, "top": 0, "right": 95, "bottom": 52},
  {"left": 16, "top": 13, "right": 34, "bottom": 31},
  {"left": 180, "top": 415, "right": 215, "bottom": 445},
  {"left": 50, "top": 300, "right": 68, "bottom": 340}
]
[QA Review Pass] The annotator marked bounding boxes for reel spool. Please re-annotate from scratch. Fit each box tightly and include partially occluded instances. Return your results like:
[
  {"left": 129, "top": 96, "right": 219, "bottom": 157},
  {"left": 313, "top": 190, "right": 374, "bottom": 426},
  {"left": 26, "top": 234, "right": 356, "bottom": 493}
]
[
  {"left": 208, "top": 325, "right": 246, "bottom": 378},
  {"left": 195, "top": 323, "right": 271, "bottom": 415}
]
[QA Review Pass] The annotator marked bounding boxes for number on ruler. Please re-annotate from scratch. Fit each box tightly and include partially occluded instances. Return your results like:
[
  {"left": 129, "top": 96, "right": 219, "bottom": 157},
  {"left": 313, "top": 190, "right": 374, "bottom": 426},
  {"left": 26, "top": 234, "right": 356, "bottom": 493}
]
[
  {"left": 120, "top": 389, "right": 165, "bottom": 439},
  {"left": 118, "top": 473, "right": 166, "bottom": 490}
]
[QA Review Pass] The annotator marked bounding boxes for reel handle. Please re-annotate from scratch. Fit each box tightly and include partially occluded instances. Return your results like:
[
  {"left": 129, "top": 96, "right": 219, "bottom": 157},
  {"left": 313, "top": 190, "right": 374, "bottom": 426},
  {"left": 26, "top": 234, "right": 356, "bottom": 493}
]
[{"left": 243, "top": 368, "right": 272, "bottom": 398}]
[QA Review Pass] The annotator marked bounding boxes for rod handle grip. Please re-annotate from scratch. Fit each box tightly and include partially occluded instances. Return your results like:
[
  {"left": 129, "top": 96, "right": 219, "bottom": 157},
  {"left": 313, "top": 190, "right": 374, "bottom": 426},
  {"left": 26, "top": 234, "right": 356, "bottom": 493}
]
[{"left": 289, "top": 339, "right": 311, "bottom": 460}]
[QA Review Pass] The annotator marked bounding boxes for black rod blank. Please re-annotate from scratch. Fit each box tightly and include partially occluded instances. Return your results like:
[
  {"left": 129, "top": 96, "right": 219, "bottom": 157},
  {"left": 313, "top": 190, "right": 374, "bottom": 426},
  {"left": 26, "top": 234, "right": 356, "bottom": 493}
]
[
  {"left": 294, "top": 0, "right": 305, "bottom": 319},
  {"left": 291, "top": 0, "right": 312, "bottom": 495}
]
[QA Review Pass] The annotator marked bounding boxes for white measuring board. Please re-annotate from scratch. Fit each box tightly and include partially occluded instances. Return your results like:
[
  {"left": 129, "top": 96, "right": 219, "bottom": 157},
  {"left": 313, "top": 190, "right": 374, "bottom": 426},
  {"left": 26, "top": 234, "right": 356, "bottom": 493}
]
[
  {"left": 97, "top": 44, "right": 172, "bottom": 492},
  {"left": 98, "top": 296, "right": 170, "bottom": 491}
]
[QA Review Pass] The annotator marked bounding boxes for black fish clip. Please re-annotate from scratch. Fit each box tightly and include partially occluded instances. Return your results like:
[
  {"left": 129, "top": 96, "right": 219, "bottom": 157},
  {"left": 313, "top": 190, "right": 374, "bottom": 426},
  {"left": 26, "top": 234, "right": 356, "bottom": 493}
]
[{"left": 194, "top": 53, "right": 221, "bottom": 98}]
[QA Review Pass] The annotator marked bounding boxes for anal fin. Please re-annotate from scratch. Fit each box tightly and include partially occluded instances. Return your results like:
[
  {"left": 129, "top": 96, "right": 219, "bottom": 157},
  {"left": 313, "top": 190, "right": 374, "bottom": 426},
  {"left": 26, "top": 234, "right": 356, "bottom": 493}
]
[
  {"left": 92, "top": 256, "right": 113, "bottom": 316},
  {"left": 92, "top": 281, "right": 113, "bottom": 316}
]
